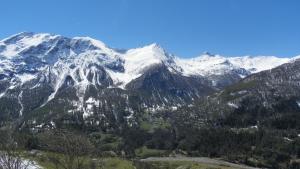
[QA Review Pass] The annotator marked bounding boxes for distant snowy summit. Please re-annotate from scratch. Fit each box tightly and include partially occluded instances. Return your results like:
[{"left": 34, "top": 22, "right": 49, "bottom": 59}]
[{"left": 175, "top": 53, "right": 292, "bottom": 77}]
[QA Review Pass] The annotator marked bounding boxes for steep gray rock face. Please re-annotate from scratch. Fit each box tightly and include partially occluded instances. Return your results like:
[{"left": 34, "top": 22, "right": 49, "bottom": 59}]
[
  {"left": 126, "top": 64, "right": 214, "bottom": 106},
  {"left": 0, "top": 32, "right": 295, "bottom": 130}
]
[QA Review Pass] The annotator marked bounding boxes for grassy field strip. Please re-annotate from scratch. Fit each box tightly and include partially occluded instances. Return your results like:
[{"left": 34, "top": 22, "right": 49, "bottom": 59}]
[{"left": 140, "top": 157, "right": 261, "bottom": 169}]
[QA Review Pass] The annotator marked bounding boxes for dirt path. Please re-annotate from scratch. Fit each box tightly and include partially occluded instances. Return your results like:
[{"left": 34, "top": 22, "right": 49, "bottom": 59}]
[{"left": 140, "top": 157, "right": 261, "bottom": 169}]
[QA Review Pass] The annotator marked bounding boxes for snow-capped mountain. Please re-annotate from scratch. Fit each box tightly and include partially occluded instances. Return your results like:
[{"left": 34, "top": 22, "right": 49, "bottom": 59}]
[
  {"left": 0, "top": 32, "right": 294, "bottom": 90},
  {"left": 0, "top": 32, "right": 297, "bottom": 130}
]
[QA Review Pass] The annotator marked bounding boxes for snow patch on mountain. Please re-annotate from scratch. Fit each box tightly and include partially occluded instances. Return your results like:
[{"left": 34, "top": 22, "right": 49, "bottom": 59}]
[
  {"left": 16, "top": 73, "right": 36, "bottom": 83},
  {"left": 106, "top": 43, "right": 174, "bottom": 88},
  {"left": 0, "top": 32, "right": 59, "bottom": 58},
  {"left": 227, "top": 102, "right": 239, "bottom": 109},
  {"left": 175, "top": 54, "right": 238, "bottom": 76},
  {"left": 229, "top": 56, "right": 291, "bottom": 73},
  {"left": 18, "top": 91, "right": 24, "bottom": 116},
  {"left": 72, "top": 36, "right": 118, "bottom": 58},
  {"left": 83, "top": 97, "right": 100, "bottom": 119}
]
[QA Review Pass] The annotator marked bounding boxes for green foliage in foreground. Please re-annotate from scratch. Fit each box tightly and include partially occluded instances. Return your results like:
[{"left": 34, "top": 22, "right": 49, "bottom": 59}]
[
  {"left": 100, "top": 158, "right": 135, "bottom": 169},
  {"left": 30, "top": 152, "right": 135, "bottom": 169},
  {"left": 135, "top": 146, "right": 168, "bottom": 158}
]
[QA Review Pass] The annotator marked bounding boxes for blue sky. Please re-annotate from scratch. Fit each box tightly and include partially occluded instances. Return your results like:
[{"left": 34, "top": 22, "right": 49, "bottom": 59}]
[{"left": 0, "top": 0, "right": 299, "bottom": 58}]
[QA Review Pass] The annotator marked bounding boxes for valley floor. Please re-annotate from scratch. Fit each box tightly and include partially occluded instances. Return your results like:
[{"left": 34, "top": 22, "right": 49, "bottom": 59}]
[{"left": 29, "top": 155, "right": 261, "bottom": 169}]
